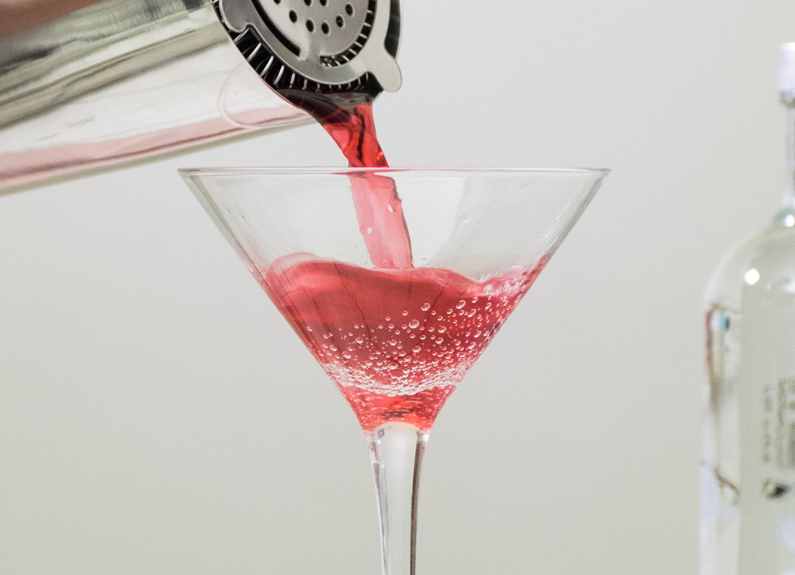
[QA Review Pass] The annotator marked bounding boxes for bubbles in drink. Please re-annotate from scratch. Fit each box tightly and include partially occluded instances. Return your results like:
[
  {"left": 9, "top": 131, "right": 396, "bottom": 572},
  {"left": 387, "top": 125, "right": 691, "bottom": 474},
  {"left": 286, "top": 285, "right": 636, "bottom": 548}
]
[{"left": 261, "top": 256, "right": 548, "bottom": 430}]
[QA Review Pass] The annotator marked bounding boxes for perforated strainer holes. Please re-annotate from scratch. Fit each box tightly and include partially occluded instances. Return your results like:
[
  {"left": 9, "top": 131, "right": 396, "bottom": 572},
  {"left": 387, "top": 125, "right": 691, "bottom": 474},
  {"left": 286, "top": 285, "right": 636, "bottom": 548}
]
[
  {"left": 306, "top": 19, "right": 315, "bottom": 31},
  {"left": 345, "top": 3, "right": 354, "bottom": 15},
  {"left": 273, "top": 0, "right": 280, "bottom": 4},
  {"left": 289, "top": 10, "right": 297, "bottom": 22},
  {"left": 321, "top": 21, "right": 330, "bottom": 34},
  {"left": 336, "top": 15, "right": 344, "bottom": 27},
  {"left": 303, "top": 0, "right": 311, "bottom": 5},
  {"left": 319, "top": 0, "right": 327, "bottom": 5}
]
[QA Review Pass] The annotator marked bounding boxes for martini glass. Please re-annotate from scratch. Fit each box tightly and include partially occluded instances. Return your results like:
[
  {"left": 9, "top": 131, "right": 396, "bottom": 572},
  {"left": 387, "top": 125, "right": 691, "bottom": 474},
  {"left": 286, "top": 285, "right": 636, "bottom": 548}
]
[{"left": 179, "top": 167, "right": 608, "bottom": 575}]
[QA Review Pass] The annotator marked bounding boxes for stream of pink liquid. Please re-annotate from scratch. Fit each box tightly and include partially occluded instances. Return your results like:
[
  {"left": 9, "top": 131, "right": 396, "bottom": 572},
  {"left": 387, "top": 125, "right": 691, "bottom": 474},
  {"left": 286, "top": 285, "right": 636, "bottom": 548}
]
[
  {"left": 320, "top": 99, "right": 412, "bottom": 269},
  {"left": 281, "top": 89, "right": 412, "bottom": 269}
]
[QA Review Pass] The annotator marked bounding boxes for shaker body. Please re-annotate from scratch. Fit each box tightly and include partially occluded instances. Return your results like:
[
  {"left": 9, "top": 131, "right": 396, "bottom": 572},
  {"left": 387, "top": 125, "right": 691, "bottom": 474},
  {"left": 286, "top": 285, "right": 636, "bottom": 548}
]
[{"left": 0, "top": 0, "right": 310, "bottom": 192}]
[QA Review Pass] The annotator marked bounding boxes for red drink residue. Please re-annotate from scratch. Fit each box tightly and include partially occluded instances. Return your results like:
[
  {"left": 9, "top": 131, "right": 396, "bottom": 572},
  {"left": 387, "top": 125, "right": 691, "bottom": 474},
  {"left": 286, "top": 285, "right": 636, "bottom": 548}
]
[{"left": 260, "top": 255, "right": 547, "bottom": 431}]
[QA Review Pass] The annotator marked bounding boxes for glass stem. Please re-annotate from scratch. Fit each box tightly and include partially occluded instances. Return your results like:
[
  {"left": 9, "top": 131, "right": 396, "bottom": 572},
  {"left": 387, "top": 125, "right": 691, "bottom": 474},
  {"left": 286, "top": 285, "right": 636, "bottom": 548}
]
[{"left": 368, "top": 422, "right": 428, "bottom": 575}]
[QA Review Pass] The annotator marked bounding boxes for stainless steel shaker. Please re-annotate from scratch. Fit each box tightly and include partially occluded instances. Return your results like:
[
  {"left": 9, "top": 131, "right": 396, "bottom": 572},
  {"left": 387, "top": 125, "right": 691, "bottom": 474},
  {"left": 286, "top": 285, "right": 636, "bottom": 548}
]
[{"left": 0, "top": 0, "right": 401, "bottom": 192}]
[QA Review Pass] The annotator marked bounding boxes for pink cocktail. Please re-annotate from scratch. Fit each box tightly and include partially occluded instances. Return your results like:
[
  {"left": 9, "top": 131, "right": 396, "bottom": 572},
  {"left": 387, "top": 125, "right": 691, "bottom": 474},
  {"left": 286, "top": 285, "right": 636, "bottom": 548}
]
[{"left": 181, "top": 167, "right": 607, "bottom": 575}]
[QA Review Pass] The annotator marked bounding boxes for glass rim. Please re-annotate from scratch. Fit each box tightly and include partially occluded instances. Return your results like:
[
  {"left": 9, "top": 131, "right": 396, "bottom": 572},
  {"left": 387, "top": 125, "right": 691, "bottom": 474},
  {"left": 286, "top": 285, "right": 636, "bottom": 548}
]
[{"left": 178, "top": 166, "right": 611, "bottom": 178}]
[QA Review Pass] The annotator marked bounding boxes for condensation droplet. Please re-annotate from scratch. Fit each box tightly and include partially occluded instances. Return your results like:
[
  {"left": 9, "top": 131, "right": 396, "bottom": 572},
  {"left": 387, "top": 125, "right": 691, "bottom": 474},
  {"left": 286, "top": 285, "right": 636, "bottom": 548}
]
[
  {"left": 355, "top": 337, "right": 364, "bottom": 344},
  {"left": 409, "top": 319, "right": 420, "bottom": 329},
  {"left": 421, "top": 303, "right": 431, "bottom": 311},
  {"left": 402, "top": 310, "right": 409, "bottom": 316},
  {"left": 456, "top": 300, "right": 466, "bottom": 309},
  {"left": 437, "top": 326, "right": 446, "bottom": 333},
  {"left": 413, "top": 345, "right": 422, "bottom": 354},
  {"left": 306, "top": 326, "right": 312, "bottom": 332}
]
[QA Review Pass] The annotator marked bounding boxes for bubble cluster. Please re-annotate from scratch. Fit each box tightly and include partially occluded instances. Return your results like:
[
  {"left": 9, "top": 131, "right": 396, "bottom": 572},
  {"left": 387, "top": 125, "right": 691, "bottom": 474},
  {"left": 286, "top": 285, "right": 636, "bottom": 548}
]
[
  {"left": 282, "top": 271, "right": 537, "bottom": 394},
  {"left": 263, "top": 256, "right": 547, "bottom": 429}
]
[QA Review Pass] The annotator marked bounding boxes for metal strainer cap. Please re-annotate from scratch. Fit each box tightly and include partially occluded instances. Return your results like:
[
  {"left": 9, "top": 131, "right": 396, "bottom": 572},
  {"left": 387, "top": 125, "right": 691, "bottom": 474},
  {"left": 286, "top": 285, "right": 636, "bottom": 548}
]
[{"left": 215, "top": 0, "right": 401, "bottom": 95}]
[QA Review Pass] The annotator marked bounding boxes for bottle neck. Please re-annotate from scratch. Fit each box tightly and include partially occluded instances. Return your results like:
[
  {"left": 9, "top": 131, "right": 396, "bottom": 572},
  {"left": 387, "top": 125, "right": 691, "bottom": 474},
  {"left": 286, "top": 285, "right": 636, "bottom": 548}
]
[{"left": 784, "top": 103, "right": 795, "bottom": 207}]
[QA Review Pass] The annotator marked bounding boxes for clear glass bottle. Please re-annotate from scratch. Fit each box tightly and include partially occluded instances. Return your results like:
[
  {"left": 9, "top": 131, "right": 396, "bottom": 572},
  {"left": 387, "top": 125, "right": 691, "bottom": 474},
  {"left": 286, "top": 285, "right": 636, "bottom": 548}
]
[{"left": 702, "top": 44, "right": 795, "bottom": 575}]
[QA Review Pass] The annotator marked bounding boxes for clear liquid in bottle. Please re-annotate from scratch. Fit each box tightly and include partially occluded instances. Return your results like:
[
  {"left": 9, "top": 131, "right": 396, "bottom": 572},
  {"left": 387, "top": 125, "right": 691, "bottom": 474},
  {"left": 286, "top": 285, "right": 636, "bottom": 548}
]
[{"left": 701, "top": 43, "right": 795, "bottom": 575}]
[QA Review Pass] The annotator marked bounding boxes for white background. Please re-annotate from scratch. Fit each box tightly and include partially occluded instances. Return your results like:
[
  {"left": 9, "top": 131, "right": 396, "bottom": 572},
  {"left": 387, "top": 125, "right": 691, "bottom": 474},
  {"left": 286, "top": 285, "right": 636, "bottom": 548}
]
[{"left": 3, "top": 0, "right": 795, "bottom": 573}]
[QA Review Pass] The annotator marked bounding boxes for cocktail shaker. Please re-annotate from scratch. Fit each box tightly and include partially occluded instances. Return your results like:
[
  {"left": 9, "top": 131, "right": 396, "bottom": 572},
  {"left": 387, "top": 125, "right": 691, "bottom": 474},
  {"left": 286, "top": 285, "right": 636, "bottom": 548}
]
[{"left": 0, "top": 0, "right": 401, "bottom": 192}]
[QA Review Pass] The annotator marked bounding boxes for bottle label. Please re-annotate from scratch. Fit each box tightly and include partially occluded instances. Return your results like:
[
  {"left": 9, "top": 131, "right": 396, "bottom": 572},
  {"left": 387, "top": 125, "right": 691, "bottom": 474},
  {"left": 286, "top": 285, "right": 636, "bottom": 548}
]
[{"left": 765, "top": 378, "right": 795, "bottom": 472}]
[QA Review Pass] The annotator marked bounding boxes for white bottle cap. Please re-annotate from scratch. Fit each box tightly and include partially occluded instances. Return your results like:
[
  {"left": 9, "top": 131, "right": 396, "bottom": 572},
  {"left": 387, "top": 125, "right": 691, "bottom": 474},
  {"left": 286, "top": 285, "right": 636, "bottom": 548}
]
[{"left": 779, "top": 43, "right": 795, "bottom": 94}]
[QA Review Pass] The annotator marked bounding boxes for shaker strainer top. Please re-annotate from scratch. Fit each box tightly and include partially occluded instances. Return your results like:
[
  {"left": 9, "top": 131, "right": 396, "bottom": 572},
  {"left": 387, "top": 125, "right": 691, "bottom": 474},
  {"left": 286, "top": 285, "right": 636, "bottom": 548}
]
[{"left": 216, "top": 0, "right": 401, "bottom": 95}]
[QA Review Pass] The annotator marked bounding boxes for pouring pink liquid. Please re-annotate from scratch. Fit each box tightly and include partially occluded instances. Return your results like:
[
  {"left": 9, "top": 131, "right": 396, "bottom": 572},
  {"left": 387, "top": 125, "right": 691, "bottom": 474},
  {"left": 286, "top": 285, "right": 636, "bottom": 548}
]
[{"left": 263, "top": 89, "right": 546, "bottom": 431}]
